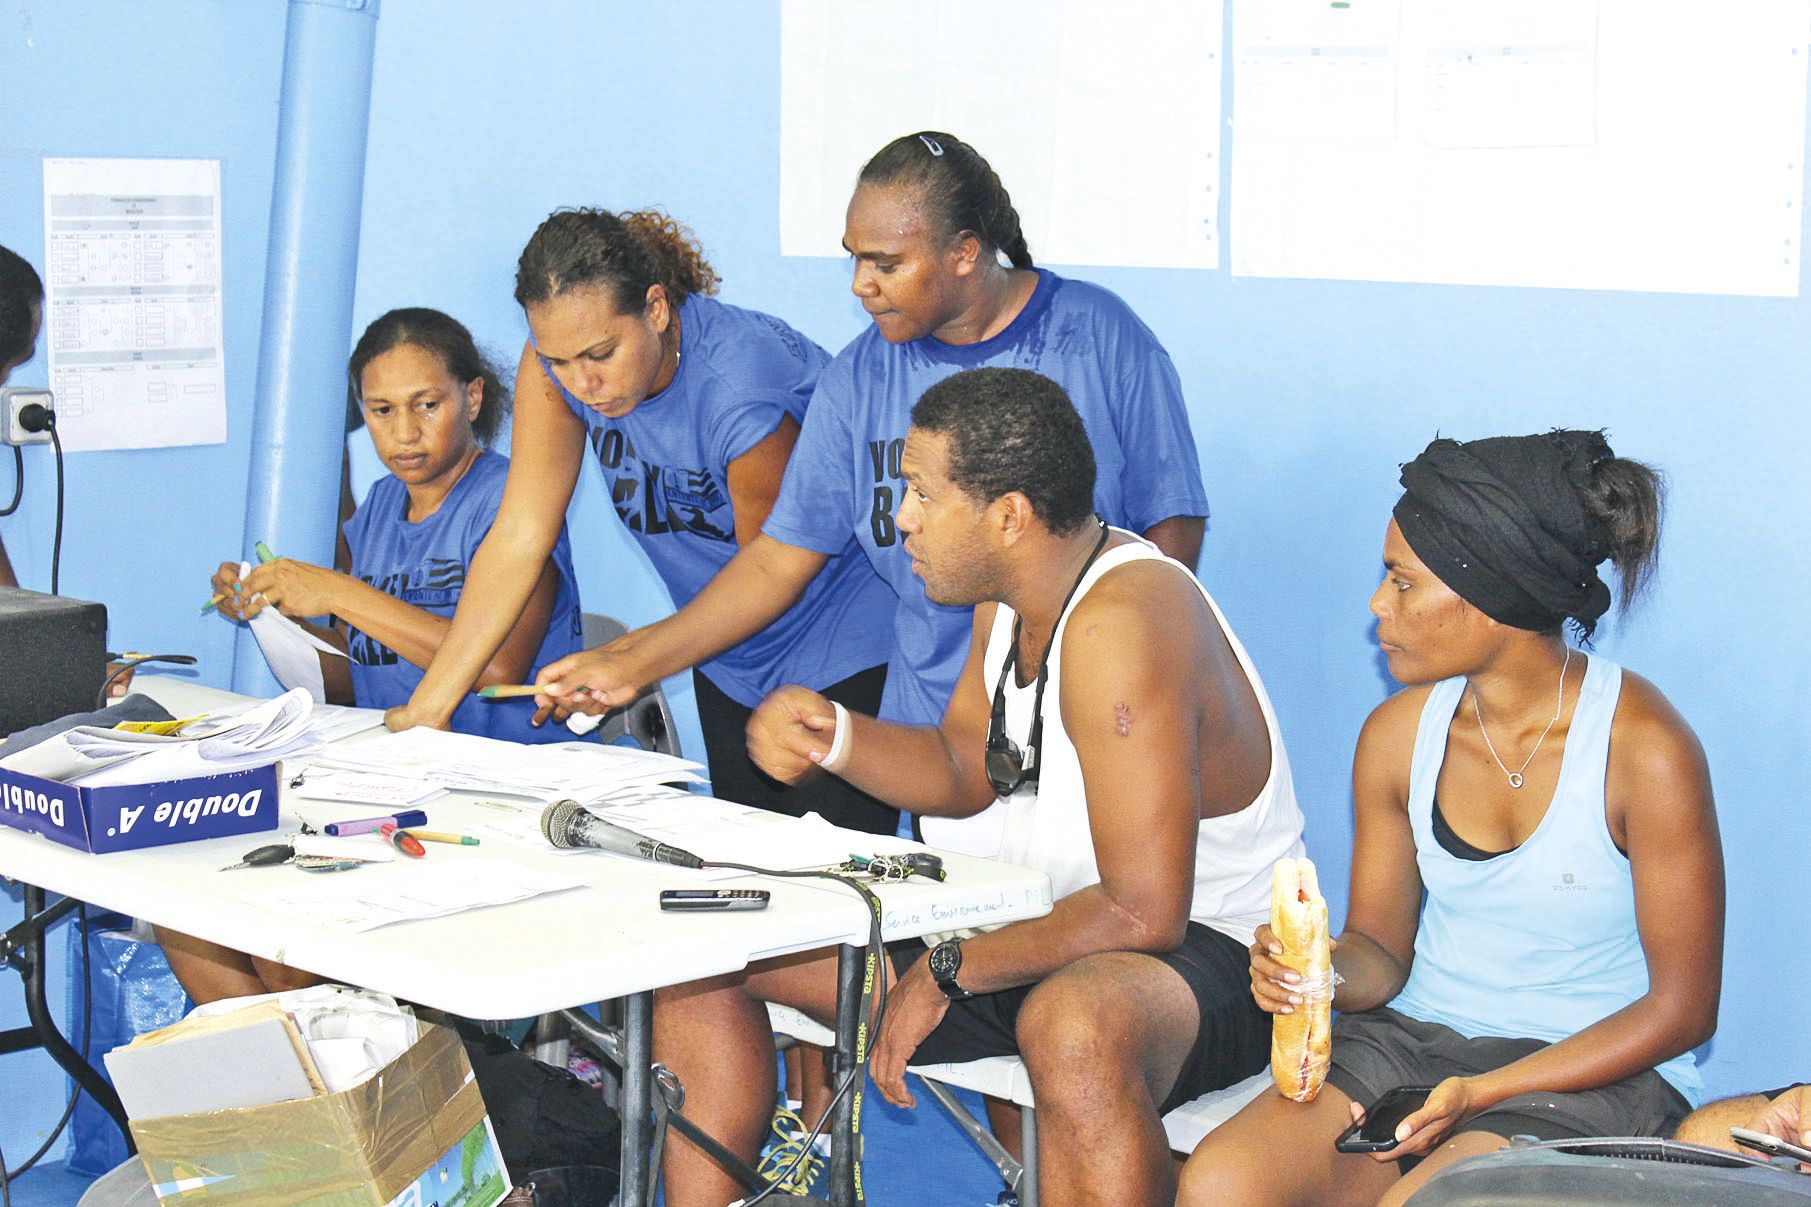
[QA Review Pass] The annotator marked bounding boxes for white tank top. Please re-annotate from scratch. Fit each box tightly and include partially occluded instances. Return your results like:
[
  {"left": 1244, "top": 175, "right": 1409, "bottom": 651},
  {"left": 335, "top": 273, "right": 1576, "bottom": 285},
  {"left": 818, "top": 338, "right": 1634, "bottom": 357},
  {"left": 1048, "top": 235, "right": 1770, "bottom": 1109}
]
[{"left": 923, "top": 533, "right": 1305, "bottom": 946}]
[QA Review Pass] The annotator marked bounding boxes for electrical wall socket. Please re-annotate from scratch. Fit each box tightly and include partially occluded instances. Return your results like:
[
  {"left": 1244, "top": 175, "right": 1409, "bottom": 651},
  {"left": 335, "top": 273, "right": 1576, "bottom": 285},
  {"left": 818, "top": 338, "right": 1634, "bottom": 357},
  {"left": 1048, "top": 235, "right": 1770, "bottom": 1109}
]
[{"left": 1, "top": 387, "right": 54, "bottom": 446}]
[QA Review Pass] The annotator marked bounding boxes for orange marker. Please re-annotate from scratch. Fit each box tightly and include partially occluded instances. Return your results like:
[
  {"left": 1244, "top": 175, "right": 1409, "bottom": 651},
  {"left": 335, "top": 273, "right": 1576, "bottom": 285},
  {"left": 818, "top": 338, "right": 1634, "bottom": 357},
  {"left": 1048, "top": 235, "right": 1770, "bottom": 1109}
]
[{"left": 379, "top": 823, "right": 425, "bottom": 858}]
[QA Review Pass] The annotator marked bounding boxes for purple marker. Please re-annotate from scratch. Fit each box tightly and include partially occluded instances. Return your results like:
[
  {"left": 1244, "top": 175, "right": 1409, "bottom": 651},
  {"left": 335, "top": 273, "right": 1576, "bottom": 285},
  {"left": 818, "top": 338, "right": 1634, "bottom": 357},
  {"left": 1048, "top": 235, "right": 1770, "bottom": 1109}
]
[{"left": 324, "top": 809, "right": 429, "bottom": 837}]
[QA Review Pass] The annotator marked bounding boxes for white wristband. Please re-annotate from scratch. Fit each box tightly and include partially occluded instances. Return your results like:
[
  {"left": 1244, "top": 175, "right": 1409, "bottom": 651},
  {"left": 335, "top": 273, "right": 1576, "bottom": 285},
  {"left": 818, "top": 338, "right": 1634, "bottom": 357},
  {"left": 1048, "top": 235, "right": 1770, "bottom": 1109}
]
[{"left": 820, "top": 700, "right": 853, "bottom": 774}]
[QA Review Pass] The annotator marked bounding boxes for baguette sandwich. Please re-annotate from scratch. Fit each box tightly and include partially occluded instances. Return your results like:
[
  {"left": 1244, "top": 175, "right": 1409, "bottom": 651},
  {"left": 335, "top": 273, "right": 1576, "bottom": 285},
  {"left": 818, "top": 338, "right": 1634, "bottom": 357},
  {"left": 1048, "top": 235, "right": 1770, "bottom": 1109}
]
[{"left": 1269, "top": 856, "right": 1332, "bottom": 1103}]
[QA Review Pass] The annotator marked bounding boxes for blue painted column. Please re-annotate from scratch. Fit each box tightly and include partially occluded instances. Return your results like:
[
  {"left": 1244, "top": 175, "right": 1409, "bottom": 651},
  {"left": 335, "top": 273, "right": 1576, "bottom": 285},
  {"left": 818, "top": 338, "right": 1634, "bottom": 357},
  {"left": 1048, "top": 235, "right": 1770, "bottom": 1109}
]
[{"left": 232, "top": 0, "right": 380, "bottom": 693}]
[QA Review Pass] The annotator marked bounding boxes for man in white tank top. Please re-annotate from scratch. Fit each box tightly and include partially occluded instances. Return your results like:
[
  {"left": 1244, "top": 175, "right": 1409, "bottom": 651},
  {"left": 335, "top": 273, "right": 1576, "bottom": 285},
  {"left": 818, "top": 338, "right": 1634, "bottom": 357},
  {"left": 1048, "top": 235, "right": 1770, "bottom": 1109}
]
[{"left": 654, "top": 369, "right": 1303, "bottom": 1207}]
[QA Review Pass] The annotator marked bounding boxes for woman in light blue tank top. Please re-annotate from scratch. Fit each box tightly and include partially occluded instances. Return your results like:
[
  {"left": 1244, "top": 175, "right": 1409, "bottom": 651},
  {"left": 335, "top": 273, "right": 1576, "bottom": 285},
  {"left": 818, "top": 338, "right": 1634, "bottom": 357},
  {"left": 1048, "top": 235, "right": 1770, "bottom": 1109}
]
[{"left": 1183, "top": 431, "right": 1723, "bottom": 1207}]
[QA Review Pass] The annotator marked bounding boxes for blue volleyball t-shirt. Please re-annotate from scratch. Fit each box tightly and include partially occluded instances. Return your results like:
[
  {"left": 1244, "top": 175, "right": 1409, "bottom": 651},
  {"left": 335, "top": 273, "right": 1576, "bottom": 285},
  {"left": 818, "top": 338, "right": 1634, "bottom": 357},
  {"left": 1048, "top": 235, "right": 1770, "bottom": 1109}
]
[
  {"left": 762, "top": 269, "right": 1210, "bottom": 725},
  {"left": 341, "top": 449, "right": 583, "bottom": 743},
  {"left": 548, "top": 294, "right": 894, "bottom": 707}
]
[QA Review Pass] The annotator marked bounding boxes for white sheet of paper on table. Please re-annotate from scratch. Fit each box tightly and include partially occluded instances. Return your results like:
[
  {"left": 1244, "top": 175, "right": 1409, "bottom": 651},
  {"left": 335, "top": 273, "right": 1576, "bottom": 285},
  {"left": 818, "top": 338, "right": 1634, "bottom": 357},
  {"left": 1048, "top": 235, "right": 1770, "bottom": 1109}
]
[
  {"left": 288, "top": 768, "right": 447, "bottom": 809},
  {"left": 322, "top": 726, "right": 705, "bottom": 801},
  {"left": 306, "top": 704, "right": 387, "bottom": 745},
  {"left": 234, "top": 861, "right": 586, "bottom": 933}
]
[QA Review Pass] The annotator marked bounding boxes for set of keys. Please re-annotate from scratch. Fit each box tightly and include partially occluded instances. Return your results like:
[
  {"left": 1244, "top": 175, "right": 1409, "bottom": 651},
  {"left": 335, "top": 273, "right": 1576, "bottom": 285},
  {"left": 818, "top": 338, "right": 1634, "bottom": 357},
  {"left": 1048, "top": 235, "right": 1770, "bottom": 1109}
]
[
  {"left": 836, "top": 852, "right": 947, "bottom": 883},
  {"left": 219, "top": 842, "right": 368, "bottom": 874}
]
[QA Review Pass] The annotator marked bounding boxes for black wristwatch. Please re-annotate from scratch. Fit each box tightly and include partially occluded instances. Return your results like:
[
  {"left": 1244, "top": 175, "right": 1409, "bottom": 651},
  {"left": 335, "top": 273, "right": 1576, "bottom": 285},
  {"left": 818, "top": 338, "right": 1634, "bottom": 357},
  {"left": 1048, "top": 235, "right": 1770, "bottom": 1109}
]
[{"left": 927, "top": 939, "right": 972, "bottom": 1001}]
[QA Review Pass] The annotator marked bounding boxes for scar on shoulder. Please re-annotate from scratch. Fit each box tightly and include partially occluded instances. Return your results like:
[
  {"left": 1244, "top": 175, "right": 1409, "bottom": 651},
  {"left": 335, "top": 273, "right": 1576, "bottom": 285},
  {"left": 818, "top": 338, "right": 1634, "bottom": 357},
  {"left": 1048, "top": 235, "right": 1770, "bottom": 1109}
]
[{"left": 1114, "top": 701, "right": 1132, "bottom": 737}]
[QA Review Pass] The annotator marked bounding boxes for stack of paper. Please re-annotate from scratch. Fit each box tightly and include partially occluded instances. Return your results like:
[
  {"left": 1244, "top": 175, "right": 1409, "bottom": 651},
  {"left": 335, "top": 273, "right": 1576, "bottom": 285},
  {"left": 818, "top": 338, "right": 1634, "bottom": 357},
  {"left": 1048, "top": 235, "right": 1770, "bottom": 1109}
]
[
  {"left": 317, "top": 726, "right": 704, "bottom": 801},
  {"left": 0, "top": 689, "right": 323, "bottom": 786}
]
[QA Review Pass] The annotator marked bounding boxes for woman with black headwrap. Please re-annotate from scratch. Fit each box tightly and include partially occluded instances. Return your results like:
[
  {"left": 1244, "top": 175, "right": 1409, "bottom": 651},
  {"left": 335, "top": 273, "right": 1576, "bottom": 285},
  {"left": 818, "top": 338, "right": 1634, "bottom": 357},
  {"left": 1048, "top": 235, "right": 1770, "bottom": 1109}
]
[{"left": 1181, "top": 431, "right": 1724, "bottom": 1207}]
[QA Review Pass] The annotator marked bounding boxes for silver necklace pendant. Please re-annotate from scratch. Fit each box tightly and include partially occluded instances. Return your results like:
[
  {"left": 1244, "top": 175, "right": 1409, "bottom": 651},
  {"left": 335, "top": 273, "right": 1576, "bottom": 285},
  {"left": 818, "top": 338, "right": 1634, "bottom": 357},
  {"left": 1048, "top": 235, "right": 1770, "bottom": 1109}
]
[{"left": 1474, "top": 645, "right": 1571, "bottom": 792}]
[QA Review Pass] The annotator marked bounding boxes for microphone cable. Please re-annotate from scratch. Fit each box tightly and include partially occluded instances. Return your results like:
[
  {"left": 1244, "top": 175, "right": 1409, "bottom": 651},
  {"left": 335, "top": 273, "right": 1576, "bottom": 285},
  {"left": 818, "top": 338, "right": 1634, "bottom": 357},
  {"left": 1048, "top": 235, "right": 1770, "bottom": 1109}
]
[
  {"left": 95, "top": 653, "right": 200, "bottom": 710},
  {"left": 692, "top": 860, "right": 890, "bottom": 1207},
  {"left": 0, "top": 902, "right": 94, "bottom": 1207},
  {"left": 46, "top": 420, "right": 63, "bottom": 597}
]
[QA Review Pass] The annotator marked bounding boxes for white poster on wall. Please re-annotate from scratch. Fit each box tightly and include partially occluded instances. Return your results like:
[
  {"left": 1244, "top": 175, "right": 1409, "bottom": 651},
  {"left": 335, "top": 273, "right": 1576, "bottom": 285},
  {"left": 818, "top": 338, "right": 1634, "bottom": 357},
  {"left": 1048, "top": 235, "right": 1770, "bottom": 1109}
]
[
  {"left": 1230, "top": 0, "right": 1811, "bottom": 296},
  {"left": 779, "top": 0, "right": 1225, "bottom": 270},
  {"left": 41, "top": 157, "right": 228, "bottom": 451}
]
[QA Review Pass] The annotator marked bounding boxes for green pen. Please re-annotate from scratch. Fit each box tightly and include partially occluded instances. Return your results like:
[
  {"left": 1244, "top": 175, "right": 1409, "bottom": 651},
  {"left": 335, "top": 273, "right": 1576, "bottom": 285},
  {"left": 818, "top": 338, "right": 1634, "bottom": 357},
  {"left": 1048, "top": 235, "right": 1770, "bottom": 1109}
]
[{"left": 202, "top": 541, "right": 280, "bottom": 612}]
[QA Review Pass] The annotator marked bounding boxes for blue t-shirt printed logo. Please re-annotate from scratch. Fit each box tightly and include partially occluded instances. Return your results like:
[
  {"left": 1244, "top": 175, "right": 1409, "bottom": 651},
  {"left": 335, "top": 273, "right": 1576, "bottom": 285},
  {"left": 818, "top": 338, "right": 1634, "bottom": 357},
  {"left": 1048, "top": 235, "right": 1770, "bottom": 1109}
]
[
  {"left": 590, "top": 425, "right": 734, "bottom": 543},
  {"left": 348, "top": 556, "right": 467, "bottom": 666},
  {"left": 866, "top": 437, "right": 905, "bottom": 548}
]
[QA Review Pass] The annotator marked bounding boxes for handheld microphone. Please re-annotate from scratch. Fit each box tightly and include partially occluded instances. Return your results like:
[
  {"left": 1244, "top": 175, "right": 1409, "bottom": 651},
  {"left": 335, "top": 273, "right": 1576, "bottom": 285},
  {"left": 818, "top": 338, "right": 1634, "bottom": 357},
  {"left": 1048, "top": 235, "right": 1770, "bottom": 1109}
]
[{"left": 540, "top": 798, "right": 704, "bottom": 868}]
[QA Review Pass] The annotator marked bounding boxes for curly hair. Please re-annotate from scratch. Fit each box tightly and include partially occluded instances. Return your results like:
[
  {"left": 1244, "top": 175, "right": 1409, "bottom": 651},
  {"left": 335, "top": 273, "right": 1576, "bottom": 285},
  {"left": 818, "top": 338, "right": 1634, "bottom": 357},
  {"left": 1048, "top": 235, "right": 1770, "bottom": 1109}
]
[
  {"left": 514, "top": 208, "right": 720, "bottom": 315},
  {"left": 911, "top": 368, "right": 1095, "bottom": 534},
  {"left": 347, "top": 308, "right": 512, "bottom": 446}
]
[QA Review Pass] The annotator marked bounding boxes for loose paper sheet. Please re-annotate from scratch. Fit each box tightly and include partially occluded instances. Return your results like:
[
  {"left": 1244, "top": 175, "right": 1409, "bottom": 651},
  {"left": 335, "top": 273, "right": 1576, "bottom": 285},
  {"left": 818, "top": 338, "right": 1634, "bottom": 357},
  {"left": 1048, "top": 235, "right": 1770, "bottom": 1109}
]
[
  {"left": 41, "top": 158, "right": 229, "bottom": 450},
  {"left": 779, "top": 0, "right": 1225, "bottom": 270},
  {"left": 235, "top": 861, "right": 585, "bottom": 933},
  {"left": 241, "top": 564, "right": 348, "bottom": 705},
  {"left": 1230, "top": 0, "right": 1811, "bottom": 295}
]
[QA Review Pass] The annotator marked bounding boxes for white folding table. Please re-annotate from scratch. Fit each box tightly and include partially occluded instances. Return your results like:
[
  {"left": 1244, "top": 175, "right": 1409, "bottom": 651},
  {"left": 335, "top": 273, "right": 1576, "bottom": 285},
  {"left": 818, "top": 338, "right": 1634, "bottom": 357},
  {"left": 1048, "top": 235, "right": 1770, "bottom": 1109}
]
[{"left": 0, "top": 677, "right": 1054, "bottom": 1205}]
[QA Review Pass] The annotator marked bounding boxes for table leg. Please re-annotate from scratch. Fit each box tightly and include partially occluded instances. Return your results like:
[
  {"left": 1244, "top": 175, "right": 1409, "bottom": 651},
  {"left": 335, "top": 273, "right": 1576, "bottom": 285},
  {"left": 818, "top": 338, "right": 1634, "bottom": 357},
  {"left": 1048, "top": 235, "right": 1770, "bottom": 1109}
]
[
  {"left": 619, "top": 989, "right": 653, "bottom": 1207},
  {"left": 0, "top": 885, "right": 133, "bottom": 1152},
  {"left": 827, "top": 943, "right": 864, "bottom": 1207}
]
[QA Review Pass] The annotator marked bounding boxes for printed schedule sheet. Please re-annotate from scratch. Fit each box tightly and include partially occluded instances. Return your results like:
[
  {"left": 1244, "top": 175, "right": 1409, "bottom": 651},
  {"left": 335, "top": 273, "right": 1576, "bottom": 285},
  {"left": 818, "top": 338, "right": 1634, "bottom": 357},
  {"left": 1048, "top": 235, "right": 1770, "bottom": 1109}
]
[{"left": 41, "top": 157, "right": 228, "bottom": 451}]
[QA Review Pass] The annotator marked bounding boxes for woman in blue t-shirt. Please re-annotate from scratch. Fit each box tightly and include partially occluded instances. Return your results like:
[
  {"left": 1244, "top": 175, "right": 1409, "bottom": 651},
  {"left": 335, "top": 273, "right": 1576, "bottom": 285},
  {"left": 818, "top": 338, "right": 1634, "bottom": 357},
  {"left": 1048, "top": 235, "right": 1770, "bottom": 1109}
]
[
  {"left": 173, "top": 309, "right": 585, "bottom": 1004},
  {"left": 390, "top": 210, "right": 898, "bottom": 834},
  {"left": 211, "top": 307, "right": 583, "bottom": 746}
]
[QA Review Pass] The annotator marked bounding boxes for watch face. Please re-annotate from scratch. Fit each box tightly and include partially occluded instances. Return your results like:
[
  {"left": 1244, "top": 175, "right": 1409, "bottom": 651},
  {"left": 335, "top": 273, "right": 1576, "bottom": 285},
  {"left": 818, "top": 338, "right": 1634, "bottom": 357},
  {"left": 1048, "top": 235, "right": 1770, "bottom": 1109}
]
[{"left": 929, "top": 941, "right": 961, "bottom": 981}]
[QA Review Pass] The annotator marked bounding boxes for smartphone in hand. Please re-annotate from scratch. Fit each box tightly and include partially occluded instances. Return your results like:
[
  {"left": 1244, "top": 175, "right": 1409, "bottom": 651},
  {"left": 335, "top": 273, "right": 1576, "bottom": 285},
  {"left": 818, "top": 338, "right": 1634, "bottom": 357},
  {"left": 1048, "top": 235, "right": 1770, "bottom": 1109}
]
[
  {"left": 1732, "top": 1126, "right": 1811, "bottom": 1166},
  {"left": 1334, "top": 1085, "right": 1436, "bottom": 1154}
]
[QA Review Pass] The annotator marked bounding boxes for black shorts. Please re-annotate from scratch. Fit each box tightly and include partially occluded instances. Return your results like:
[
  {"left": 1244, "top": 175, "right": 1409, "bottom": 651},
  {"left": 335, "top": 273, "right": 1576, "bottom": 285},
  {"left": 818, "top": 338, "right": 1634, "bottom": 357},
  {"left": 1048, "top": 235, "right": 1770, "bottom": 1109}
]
[
  {"left": 891, "top": 922, "right": 1270, "bottom": 1114},
  {"left": 1326, "top": 1006, "right": 1692, "bottom": 1142},
  {"left": 692, "top": 664, "right": 897, "bottom": 836}
]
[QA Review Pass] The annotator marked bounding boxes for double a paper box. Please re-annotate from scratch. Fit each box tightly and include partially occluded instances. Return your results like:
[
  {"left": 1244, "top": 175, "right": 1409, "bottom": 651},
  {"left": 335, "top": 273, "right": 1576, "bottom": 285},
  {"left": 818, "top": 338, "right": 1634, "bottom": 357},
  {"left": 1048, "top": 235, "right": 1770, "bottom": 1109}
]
[
  {"left": 118, "top": 1021, "right": 509, "bottom": 1207},
  {"left": 0, "top": 763, "right": 278, "bottom": 853}
]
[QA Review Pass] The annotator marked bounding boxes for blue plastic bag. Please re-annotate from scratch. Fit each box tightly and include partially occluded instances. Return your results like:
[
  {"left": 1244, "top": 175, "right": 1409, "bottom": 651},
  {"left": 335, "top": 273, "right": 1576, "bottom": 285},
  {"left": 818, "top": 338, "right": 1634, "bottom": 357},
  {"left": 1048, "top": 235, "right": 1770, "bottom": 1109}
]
[{"left": 63, "top": 912, "right": 192, "bottom": 1176}]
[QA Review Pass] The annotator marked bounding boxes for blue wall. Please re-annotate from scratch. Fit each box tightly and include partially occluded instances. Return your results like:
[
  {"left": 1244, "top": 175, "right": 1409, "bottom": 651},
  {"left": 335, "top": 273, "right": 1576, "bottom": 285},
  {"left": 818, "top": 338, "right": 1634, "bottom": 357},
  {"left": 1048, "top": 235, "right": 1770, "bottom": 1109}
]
[{"left": 2, "top": 0, "right": 1807, "bottom": 1167}]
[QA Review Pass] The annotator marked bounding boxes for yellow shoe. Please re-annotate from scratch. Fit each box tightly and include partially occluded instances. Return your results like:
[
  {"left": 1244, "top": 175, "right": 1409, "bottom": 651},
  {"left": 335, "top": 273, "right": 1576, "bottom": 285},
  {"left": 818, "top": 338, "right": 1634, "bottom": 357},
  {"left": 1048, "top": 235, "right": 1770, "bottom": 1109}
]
[{"left": 757, "top": 1105, "right": 827, "bottom": 1195}]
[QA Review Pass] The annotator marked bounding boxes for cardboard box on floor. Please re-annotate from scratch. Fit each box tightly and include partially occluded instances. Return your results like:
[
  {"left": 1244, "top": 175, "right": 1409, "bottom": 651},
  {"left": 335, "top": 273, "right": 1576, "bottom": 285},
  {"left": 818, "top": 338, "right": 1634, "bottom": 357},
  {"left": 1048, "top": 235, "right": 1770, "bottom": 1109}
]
[{"left": 122, "top": 1021, "right": 509, "bottom": 1207}]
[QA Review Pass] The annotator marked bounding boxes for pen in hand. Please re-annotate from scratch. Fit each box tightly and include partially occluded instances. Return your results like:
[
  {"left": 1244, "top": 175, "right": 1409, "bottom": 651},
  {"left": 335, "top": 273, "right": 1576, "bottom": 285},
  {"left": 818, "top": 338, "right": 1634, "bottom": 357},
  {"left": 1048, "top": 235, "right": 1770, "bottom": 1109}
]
[{"left": 201, "top": 541, "right": 279, "bottom": 613}]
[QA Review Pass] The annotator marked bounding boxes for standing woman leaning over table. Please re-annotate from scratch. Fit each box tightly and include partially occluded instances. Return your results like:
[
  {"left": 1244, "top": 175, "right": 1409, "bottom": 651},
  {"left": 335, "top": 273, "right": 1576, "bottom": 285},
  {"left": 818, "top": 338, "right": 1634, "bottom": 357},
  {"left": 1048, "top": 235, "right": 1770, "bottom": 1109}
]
[
  {"left": 388, "top": 209, "right": 898, "bottom": 834},
  {"left": 477, "top": 131, "right": 1210, "bottom": 855},
  {"left": 1181, "top": 430, "right": 1723, "bottom": 1207}
]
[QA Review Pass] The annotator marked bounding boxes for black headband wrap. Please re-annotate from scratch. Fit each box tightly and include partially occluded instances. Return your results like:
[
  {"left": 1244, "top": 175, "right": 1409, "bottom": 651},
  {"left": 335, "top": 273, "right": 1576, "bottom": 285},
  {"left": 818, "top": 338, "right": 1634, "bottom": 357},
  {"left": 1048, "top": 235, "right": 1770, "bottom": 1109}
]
[{"left": 1393, "top": 430, "right": 1615, "bottom": 638}]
